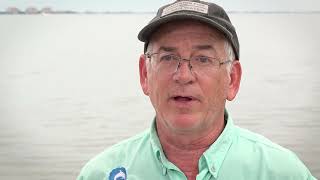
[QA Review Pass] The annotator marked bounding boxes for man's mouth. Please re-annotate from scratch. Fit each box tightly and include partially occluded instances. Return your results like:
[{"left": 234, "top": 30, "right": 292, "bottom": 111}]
[{"left": 173, "top": 96, "right": 194, "bottom": 102}]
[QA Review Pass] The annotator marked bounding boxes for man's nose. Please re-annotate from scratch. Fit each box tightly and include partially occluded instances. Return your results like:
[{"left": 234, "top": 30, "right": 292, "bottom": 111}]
[{"left": 173, "top": 60, "right": 195, "bottom": 84}]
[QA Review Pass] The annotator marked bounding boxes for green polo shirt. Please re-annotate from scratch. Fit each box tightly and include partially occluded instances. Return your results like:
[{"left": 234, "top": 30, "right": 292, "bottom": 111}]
[{"left": 77, "top": 112, "right": 316, "bottom": 180}]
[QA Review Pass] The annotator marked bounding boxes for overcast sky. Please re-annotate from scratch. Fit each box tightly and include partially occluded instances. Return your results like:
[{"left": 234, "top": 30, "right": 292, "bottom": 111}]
[{"left": 1, "top": 0, "right": 320, "bottom": 12}]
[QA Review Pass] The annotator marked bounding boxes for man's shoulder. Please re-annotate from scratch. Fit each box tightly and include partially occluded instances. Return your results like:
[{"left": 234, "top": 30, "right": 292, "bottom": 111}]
[
  {"left": 235, "top": 126, "right": 286, "bottom": 151},
  {"left": 234, "top": 126, "right": 301, "bottom": 162},
  {"left": 103, "top": 129, "right": 150, "bottom": 155},
  {"left": 229, "top": 126, "right": 314, "bottom": 179},
  {"left": 77, "top": 130, "right": 150, "bottom": 180}
]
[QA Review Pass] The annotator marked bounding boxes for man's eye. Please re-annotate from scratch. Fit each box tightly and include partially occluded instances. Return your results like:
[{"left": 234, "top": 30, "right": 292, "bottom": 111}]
[
  {"left": 194, "top": 56, "right": 211, "bottom": 63},
  {"left": 160, "top": 55, "right": 176, "bottom": 61}
]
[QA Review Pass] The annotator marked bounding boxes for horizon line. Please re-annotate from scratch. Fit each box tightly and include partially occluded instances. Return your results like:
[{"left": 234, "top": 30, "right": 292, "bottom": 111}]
[{"left": 1, "top": 10, "right": 320, "bottom": 14}]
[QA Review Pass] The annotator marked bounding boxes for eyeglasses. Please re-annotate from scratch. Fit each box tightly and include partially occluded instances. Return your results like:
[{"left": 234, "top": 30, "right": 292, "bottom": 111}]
[{"left": 145, "top": 52, "right": 231, "bottom": 75}]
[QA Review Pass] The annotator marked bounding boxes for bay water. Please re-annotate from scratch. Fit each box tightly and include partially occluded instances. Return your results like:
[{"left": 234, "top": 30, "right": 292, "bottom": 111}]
[{"left": 0, "top": 13, "right": 319, "bottom": 179}]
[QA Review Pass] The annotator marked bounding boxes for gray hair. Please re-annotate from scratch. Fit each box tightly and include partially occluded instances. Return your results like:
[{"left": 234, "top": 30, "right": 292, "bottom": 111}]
[{"left": 224, "top": 39, "right": 235, "bottom": 73}]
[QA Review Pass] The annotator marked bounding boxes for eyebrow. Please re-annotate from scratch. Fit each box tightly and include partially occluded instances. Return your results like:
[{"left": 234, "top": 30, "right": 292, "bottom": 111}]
[
  {"left": 158, "top": 46, "right": 177, "bottom": 52},
  {"left": 192, "top": 45, "right": 215, "bottom": 51}
]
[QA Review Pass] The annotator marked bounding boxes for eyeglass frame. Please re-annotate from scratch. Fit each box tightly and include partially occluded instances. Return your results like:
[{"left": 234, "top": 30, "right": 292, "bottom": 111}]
[{"left": 145, "top": 52, "right": 232, "bottom": 75}]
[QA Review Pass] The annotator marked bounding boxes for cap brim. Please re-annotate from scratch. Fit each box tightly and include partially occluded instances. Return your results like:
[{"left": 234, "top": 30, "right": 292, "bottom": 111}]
[{"left": 138, "top": 12, "right": 233, "bottom": 43}]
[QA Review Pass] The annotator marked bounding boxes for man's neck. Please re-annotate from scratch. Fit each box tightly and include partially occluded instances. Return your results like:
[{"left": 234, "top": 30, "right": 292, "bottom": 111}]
[{"left": 156, "top": 117, "right": 225, "bottom": 180}]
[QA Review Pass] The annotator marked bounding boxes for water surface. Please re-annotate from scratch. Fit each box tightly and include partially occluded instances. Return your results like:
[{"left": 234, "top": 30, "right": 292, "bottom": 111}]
[{"left": 0, "top": 13, "right": 319, "bottom": 179}]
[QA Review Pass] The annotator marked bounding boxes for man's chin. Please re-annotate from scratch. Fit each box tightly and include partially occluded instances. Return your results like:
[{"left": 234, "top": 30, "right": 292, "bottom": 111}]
[{"left": 166, "top": 114, "right": 202, "bottom": 132}]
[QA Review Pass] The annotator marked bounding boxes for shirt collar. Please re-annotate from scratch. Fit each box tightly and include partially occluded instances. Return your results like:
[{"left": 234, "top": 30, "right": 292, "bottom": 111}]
[
  {"left": 202, "top": 110, "right": 235, "bottom": 178},
  {"left": 150, "top": 117, "right": 162, "bottom": 162},
  {"left": 150, "top": 118, "right": 179, "bottom": 175},
  {"left": 149, "top": 110, "right": 236, "bottom": 177}
]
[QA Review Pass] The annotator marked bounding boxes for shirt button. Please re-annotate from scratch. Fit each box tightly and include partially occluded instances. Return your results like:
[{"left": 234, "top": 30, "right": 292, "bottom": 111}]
[
  {"left": 162, "top": 166, "right": 167, "bottom": 176},
  {"left": 211, "top": 166, "right": 215, "bottom": 172}
]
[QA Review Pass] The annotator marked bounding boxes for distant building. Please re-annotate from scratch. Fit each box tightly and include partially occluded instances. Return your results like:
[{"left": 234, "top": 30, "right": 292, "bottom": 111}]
[
  {"left": 26, "top": 7, "right": 39, "bottom": 14},
  {"left": 6, "top": 7, "right": 21, "bottom": 14},
  {"left": 41, "top": 7, "right": 53, "bottom": 14}
]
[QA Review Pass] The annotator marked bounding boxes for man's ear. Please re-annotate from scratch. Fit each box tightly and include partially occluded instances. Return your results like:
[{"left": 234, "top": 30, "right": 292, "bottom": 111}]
[
  {"left": 139, "top": 54, "right": 149, "bottom": 95},
  {"left": 227, "top": 61, "right": 242, "bottom": 101}
]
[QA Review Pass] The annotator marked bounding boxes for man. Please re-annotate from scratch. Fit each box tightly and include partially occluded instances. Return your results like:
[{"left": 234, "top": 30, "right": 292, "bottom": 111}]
[{"left": 78, "top": 0, "right": 316, "bottom": 179}]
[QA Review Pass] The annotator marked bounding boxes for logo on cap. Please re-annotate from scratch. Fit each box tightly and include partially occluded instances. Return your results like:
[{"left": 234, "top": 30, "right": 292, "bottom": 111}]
[
  {"left": 161, "top": 1, "right": 209, "bottom": 17},
  {"left": 108, "top": 167, "right": 127, "bottom": 180}
]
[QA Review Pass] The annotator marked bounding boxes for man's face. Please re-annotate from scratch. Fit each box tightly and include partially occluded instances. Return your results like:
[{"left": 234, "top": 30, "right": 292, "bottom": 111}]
[{"left": 139, "top": 21, "right": 241, "bottom": 134}]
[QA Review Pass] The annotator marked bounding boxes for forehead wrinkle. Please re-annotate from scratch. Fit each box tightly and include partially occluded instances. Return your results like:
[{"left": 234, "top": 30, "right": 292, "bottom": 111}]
[
  {"left": 149, "top": 20, "right": 227, "bottom": 55},
  {"left": 154, "top": 43, "right": 220, "bottom": 56},
  {"left": 153, "top": 35, "right": 220, "bottom": 52}
]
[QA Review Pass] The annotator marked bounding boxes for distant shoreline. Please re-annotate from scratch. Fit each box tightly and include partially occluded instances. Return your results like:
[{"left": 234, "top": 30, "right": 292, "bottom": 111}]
[{"left": 1, "top": 11, "right": 320, "bottom": 15}]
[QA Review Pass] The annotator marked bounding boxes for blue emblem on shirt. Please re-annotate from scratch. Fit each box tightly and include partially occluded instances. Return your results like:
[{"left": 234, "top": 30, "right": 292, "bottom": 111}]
[{"left": 108, "top": 167, "right": 127, "bottom": 180}]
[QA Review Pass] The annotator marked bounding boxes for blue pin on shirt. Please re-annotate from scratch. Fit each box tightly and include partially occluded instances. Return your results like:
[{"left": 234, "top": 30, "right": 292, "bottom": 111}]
[{"left": 108, "top": 167, "right": 127, "bottom": 180}]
